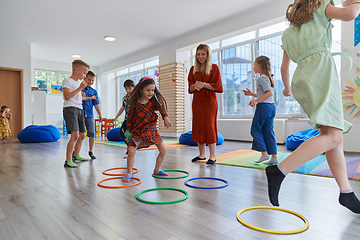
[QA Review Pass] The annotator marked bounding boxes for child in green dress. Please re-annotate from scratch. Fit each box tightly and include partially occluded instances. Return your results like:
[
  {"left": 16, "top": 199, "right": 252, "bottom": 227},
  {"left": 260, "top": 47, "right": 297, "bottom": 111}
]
[
  {"left": 266, "top": 0, "right": 360, "bottom": 213},
  {"left": 0, "top": 106, "right": 12, "bottom": 142}
]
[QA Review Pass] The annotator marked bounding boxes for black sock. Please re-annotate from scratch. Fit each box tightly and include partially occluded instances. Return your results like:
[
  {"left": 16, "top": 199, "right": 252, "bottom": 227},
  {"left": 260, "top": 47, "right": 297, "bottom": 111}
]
[
  {"left": 265, "top": 165, "right": 285, "bottom": 206},
  {"left": 339, "top": 192, "right": 360, "bottom": 214}
]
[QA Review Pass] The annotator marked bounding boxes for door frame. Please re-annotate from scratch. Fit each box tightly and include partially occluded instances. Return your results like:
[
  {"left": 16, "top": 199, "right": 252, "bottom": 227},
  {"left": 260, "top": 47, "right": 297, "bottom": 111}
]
[{"left": 0, "top": 66, "right": 24, "bottom": 130}]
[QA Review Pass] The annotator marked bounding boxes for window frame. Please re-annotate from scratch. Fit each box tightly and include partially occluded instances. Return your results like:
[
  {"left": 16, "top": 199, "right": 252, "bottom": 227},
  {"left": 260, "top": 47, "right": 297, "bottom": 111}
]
[
  {"left": 115, "top": 58, "right": 159, "bottom": 114},
  {"left": 34, "top": 69, "right": 71, "bottom": 94},
  {"left": 254, "top": 31, "right": 305, "bottom": 118},
  {"left": 189, "top": 20, "right": 342, "bottom": 119}
]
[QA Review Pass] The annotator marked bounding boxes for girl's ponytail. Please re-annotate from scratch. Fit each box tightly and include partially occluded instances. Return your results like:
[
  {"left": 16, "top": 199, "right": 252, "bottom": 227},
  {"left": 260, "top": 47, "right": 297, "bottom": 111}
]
[{"left": 255, "top": 56, "right": 274, "bottom": 88}]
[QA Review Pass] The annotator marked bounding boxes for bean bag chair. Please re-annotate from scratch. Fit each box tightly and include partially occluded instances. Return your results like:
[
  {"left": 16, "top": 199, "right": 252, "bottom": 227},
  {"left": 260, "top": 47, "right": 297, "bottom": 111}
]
[
  {"left": 106, "top": 127, "right": 124, "bottom": 141},
  {"left": 18, "top": 125, "right": 61, "bottom": 143},
  {"left": 179, "top": 131, "right": 224, "bottom": 146},
  {"left": 286, "top": 128, "right": 320, "bottom": 151}
]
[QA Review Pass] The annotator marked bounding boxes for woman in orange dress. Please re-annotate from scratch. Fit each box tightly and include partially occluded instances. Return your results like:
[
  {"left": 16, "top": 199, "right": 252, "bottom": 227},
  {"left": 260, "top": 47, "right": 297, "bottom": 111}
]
[{"left": 188, "top": 44, "right": 223, "bottom": 164}]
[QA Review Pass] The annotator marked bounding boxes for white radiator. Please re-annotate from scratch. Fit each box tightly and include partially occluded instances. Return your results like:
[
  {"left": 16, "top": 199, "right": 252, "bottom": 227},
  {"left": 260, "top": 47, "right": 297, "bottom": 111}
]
[
  {"left": 217, "top": 119, "right": 287, "bottom": 144},
  {"left": 186, "top": 118, "right": 311, "bottom": 144}
]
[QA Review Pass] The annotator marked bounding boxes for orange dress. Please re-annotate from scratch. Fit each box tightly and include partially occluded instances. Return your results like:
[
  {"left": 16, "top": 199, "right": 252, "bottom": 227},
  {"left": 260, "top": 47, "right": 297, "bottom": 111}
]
[{"left": 188, "top": 64, "right": 223, "bottom": 144}]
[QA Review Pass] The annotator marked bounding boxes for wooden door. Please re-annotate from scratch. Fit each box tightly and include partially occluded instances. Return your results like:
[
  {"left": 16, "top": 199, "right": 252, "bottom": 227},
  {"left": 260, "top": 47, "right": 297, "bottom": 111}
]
[{"left": 0, "top": 67, "right": 23, "bottom": 138}]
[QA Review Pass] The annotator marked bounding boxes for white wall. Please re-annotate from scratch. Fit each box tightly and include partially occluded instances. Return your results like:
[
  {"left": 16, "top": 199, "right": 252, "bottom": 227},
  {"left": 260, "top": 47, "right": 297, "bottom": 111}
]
[
  {"left": 32, "top": 59, "right": 99, "bottom": 87},
  {"left": 31, "top": 58, "right": 100, "bottom": 126},
  {"left": 98, "top": 0, "right": 359, "bottom": 152},
  {"left": 99, "top": 72, "right": 116, "bottom": 118},
  {"left": 98, "top": 0, "right": 292, "bottom": 136},
  {"left": 0, "top": 39, "right": 103, "bottom": 129},
  {"left": 0, "top": 38, "right": 32, "bottom": 127},
  {"left": 99, "top": 0, "right": 290, "bottom": 73},
  {"left": 342, "top": 19, "right": 360, "bottom": 152}
]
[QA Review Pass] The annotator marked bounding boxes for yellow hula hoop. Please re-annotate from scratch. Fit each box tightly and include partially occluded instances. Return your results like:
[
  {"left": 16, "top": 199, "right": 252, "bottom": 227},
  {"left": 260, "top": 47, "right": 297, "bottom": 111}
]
[{"left": 236, "top": 206, "right": 309, "bottom": 234}]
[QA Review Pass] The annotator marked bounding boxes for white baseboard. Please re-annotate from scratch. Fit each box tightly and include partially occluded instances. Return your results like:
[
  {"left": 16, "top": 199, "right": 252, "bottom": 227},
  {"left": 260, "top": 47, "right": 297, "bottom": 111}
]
[{"left": 217, "top": 118, "right": 311, "bottom": 144}]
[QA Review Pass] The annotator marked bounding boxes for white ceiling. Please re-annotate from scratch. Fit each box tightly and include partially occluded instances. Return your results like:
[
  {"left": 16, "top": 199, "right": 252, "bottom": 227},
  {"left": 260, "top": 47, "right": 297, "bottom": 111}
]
[{"left": 0, "top": 0, "right": 273, "bottom": 67}]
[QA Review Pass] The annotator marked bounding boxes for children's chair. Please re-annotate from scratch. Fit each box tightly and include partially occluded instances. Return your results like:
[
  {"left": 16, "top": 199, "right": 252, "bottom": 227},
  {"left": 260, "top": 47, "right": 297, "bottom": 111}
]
[
  {"left": 100, "top": 118, "right": 115, "bottom": 137},
  {"left": 95, "top": 119, "right": 101, "bottom": 137},
  {"left": 63, "top": 119, "right": 68, "bottom": 136}
]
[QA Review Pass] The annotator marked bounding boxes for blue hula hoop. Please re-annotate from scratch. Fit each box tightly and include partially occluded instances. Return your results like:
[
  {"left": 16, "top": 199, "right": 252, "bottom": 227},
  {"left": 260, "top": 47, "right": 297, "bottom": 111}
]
[{"left": 184, "top": 177, "right": 229, "bottom": 189}]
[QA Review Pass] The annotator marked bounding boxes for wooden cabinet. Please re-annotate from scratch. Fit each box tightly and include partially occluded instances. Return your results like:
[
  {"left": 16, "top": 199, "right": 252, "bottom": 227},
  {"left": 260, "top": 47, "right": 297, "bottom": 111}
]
[{"left": 32, "top": 91, "right": 63, "bottom": 128}]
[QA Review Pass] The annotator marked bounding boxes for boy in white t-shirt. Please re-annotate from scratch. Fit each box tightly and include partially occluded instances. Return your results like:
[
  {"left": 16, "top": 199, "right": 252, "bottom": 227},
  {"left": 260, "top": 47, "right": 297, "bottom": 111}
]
[{"left": 62, "top": 60, "right": 89, "bottom": 168}]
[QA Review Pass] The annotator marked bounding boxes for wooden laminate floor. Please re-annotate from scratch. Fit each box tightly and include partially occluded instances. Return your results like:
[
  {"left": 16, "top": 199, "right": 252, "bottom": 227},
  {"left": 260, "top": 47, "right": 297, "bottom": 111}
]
[{"left": 1, "top": 136, "right": 360, "bottom": 240}]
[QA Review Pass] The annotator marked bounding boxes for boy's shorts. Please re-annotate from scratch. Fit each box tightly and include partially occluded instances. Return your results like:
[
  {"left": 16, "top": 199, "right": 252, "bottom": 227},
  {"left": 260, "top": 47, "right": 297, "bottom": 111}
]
[
  {"left": 63, "top": 107, "right": 86, "bottom": 134},
  {"left": 85, "top": 117, "right": 95, "bottom": 137}
]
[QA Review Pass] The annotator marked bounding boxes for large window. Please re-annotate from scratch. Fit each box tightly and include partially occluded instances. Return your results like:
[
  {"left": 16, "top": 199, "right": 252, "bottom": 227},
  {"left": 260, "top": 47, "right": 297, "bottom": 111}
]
[
  {"left": 116, "top": 75, "right": 131, "bottom": 112},
  {"left": 59, "top": 72, "right": 71, "bottom": 83},
  {"left": 221, "top": 43, "right": 253, "bottom": 115},
  {"left": 218, "top": 26, "right": 302, "bottom": 117},
  {"left": 191, "top": 19, "right": 341, "bottom": 118},
  {"left": 257, "top": 35, "right": 299, "bottom": 114},
  {"left": 35, "top": 69, "right": 71, "bottom": 93},
  {"left": 115, "top": 58, "right": 159, "bottom": 114}
]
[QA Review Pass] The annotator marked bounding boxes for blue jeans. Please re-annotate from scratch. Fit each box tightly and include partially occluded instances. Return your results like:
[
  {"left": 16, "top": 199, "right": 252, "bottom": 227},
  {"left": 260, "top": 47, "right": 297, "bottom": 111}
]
[
  {"left": 250, "top": 103, "right": 277, "bottom": 155},
  {"left": 85, "top": 117, "right": 95, "bottom": 137}
]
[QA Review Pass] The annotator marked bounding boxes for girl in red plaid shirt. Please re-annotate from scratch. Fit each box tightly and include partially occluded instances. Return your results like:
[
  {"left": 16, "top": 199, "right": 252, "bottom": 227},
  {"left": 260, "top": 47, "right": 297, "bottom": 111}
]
[{"left": 123, "top": 77, "right": 172, "bottom": 182}]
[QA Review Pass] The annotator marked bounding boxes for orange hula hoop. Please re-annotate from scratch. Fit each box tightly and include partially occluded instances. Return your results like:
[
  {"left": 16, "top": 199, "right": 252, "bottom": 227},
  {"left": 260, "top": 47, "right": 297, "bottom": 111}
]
[
  {"left": 97, "top": 176, "right": 142, "bottom": 188},
  {"left": 102, "top": 167, "right": 139, "bottom": 176}
]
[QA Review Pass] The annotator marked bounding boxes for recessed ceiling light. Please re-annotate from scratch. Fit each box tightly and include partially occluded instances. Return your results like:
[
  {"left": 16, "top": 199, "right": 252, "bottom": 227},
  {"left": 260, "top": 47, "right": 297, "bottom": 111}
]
[
  {"left": 72, "top": 54, "right": 81, "bottom": 59},
  {"left": 104, "top": 36, "right": 115, "bottom": 41}
]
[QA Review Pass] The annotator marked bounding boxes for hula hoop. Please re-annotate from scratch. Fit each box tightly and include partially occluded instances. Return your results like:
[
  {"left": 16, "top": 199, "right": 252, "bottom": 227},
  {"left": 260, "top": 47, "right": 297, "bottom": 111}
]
[
  {"left": 97, "top": 176, "right": 141, "bottom": 188},
  {"left": 102, "top": 167, "right": 139, "bottom": 176},
  {"left": 236, "top": 206, "right": 309, "bottom": 234},
  {"left": 152, "top": 170, "right": 190, "bottom": 179},
  {"left": 136, "top": 187, "right": 188, "bottom": 204},
  {"left": 184, "top": 177, "right": 228, "bottom": 189}
]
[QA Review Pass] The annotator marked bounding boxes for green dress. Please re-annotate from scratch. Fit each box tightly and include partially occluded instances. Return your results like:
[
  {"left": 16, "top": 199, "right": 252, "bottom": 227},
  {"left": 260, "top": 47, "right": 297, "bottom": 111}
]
[{"left": 282, "top": 0, "right": 352, "bottom": 133}]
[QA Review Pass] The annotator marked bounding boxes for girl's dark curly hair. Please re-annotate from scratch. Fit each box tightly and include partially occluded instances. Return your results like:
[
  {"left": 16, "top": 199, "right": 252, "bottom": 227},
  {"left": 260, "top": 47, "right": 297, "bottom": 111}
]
[
  {"left": 0, "top": 106, "right": 10, "bottom": 112},
  {"left": 127, "top": 77, "right": 167, "bottom": 114}
]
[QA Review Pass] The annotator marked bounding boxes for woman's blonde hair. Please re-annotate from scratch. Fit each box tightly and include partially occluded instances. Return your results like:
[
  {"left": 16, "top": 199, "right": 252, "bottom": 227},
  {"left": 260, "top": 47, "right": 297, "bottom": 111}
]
[
  {"left": 255, "top": 56, "right": 274, "bottom": 88},
  {"left": 286, "top": 0, "right": 324, "bottom": 29},
  {"left": 193, "top": 44, "right": 213, "bottom": 75}
]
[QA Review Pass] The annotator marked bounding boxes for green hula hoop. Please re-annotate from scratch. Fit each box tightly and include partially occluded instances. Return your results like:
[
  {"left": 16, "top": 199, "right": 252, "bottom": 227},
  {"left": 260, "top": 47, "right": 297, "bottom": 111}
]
[
  {"left": 136, "top": 187, "right": 188, "bottom": 204},
  {"left": 152, "top": 170, "right": 190, "bottom": 179}
]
